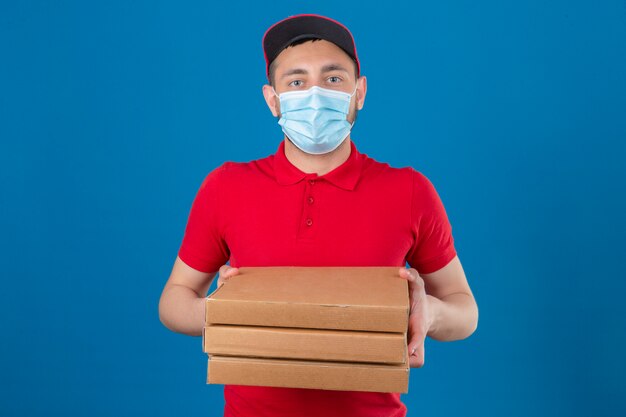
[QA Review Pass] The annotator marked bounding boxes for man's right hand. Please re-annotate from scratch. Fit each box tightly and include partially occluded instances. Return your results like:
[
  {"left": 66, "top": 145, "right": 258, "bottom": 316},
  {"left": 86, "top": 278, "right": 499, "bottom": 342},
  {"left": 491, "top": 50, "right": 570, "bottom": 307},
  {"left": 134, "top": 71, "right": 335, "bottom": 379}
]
[
  {"left": 217, "top": 264, "right": 240, "bottom": 288},
  {"left": 159, "top": 257, "right": 239, "bottom": 336}
]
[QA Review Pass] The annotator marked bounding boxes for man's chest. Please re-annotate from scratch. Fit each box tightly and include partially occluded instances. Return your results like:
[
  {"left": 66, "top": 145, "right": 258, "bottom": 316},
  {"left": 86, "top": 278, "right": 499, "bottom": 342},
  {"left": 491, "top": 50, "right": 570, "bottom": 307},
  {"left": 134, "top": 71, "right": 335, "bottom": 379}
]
[{"left": 222, "top": 180, "right": 414, "bottom": 267}]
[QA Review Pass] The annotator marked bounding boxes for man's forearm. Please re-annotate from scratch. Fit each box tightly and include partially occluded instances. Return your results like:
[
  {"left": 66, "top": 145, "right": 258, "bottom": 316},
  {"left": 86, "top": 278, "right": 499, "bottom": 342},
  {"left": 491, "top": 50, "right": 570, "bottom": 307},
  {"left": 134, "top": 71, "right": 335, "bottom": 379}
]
[
  {"left": 427, "top": 293, "right": 478, "bottom": 341},
  {"left": 159, "top": 284, "right": 205, "bottom": 336}
]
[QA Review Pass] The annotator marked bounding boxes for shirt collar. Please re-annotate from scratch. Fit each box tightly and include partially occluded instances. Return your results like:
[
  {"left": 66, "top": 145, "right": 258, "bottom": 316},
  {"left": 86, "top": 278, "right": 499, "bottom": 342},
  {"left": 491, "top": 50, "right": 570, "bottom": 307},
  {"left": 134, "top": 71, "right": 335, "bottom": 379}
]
[{"left": 273, "top": 140, "right": 364, "bottom": 191}]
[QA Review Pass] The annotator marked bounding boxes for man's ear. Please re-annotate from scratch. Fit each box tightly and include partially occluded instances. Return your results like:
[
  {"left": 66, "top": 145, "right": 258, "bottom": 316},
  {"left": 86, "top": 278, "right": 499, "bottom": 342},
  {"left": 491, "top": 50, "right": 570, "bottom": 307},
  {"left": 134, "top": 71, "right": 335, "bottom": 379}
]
[
  {"left": 356, "top": 76, "right": 367, "bottom": 111},
  {"left": 262, "top": 84, "right": 280, "bottom": 117}
]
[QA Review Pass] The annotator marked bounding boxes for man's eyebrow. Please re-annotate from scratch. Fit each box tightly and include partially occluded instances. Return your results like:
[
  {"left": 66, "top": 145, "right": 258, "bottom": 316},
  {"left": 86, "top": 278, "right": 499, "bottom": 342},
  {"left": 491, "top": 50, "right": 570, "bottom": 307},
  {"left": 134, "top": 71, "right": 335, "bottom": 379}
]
[
  {"left": 279, "top": 64, "right": 350, "bottom": 80},
  {"left": 321, "top": 64, "right": 349, "bottom": 73},
  {"left": 280, "top": 68, "right": 308, "bottom": 79}
]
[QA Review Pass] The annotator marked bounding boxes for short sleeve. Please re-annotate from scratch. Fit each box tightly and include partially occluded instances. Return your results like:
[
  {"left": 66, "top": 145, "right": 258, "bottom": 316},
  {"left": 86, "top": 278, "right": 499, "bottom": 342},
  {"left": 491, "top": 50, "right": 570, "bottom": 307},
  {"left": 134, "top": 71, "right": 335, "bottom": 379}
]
[
  {"left": 177, "top": 165, "right": 230, "bottom": 273},
  {"left": 406, "top": 169, "right": 457, "bottom": 274}
]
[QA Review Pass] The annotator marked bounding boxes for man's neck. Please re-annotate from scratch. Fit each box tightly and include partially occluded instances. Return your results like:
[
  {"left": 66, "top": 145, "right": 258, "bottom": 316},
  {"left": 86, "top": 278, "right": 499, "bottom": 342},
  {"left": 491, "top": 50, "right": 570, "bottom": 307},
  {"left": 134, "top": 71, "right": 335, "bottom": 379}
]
[{"left": 283, "top": 137, "right": 352, "bottom": 176}]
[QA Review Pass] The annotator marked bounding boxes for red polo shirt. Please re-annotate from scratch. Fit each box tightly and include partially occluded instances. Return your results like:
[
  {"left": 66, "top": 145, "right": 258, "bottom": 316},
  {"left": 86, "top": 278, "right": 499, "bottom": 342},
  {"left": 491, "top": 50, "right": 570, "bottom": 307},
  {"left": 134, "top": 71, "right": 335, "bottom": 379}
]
[{"left": 178, "top": 140, "right": 457, "bottom": 417}]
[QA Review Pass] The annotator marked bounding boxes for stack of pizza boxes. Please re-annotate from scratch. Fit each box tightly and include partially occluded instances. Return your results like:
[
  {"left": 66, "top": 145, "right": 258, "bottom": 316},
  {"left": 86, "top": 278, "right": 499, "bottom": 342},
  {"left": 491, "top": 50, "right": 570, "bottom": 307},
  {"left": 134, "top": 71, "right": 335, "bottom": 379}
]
[{"left": 202, "top": 266, "right": 410, "bottom": 393}]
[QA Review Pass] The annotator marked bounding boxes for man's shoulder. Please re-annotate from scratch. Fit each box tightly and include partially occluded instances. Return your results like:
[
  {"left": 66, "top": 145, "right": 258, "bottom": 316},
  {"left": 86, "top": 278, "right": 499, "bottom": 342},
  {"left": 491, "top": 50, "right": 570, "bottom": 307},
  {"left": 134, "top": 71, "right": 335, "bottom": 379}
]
[
  {"left": 360, "top": 152, "right": 419, "bottom": 182},
  {"left": 359, "top": 152, "right": 439, "bottom": 197},
  {"left": 203, "top": 152, "right": 275, "bottom": 183}
]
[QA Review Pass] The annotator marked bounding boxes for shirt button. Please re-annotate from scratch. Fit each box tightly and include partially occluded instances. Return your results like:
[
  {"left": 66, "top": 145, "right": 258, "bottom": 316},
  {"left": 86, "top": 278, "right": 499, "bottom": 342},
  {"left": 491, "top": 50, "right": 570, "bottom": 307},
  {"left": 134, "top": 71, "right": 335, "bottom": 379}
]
[
  {"left": 309, "top": 180, "right": 316, "bottom": 186},
  {"left": 306, "top": 218, "right": 313, "bottom": 227},
  {"left": 308, "top": 196, "right": 314, "bottom": 204}
]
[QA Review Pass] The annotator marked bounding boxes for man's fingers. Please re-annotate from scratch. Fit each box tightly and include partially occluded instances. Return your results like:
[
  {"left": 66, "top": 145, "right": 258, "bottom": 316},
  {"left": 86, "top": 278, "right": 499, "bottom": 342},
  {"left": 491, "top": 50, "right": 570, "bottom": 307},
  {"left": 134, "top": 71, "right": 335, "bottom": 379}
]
[
  {"left": 218, "top": 265, "right": 239, "bottom": 277},
  {"left": 223, "top": 267, "right": 240, "bottom": 278},
  {"left": 217, "top": 265, "right": 240, "bottom": 287},
  {"left": 398, "top": 268, "right": 423, "bottom": 286},
  {"left": 398, "top": 267, "right": 415, "bottom": 282}
]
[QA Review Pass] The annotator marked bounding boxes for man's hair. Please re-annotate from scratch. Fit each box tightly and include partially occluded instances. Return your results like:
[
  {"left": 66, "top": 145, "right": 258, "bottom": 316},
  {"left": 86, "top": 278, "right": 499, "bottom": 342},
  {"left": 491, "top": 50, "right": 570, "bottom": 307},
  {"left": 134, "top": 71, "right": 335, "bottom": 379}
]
[{"left": 268, "top": 38, "right": 359, "bottom": 87}]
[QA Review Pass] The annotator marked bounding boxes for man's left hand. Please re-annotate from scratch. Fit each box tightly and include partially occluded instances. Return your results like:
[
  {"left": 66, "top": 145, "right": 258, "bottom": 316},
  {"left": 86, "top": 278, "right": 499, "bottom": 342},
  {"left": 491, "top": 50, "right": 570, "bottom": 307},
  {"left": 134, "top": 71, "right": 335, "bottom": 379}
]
[{"left": 398, "top": 267, "right": 435, "bottom": 368}]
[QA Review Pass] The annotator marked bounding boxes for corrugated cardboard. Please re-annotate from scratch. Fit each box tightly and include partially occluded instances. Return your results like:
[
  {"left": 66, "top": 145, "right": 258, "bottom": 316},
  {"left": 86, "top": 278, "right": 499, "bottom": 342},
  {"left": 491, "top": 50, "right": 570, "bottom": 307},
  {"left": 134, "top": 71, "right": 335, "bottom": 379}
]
[
  {"left": 207, "top": 355, "right": 409, "bottom": 393},
  {"left": 205, "top": 266, "right": 409, "bottom": 332},
  {"left": 203, "top": 324, "right": 407, "bottom": 364}
]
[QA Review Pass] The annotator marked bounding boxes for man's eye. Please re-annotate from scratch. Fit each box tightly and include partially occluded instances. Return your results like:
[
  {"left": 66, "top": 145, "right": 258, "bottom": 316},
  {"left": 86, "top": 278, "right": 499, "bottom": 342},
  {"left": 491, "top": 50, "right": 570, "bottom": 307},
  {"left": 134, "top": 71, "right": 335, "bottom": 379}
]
[
  {"left": 288, "top": 80, "right": 303, "bottom": 87},
  {"left": 328, "top": 76, "right": 342, "bottom": 83}
]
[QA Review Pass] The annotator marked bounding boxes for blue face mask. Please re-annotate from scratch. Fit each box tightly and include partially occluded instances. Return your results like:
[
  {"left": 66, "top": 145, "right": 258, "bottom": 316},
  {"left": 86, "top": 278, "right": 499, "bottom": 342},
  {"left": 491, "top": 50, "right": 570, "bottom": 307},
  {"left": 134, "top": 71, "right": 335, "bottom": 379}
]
[{"left": 273, "top": 85, "right": 357, "bottom": 155}]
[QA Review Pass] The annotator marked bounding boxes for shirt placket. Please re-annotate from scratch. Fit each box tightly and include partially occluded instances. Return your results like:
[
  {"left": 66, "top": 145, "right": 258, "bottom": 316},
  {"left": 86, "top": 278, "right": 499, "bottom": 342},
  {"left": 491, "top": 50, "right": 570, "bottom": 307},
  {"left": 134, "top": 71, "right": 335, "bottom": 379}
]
[{"left": 296, "top": 175, "right": 320, "bottom": 241}]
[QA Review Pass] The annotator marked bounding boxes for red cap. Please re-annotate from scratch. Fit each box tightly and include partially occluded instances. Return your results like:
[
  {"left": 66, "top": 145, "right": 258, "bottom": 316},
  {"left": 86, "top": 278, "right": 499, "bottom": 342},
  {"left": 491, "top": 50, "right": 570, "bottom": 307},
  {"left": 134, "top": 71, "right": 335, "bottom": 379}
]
[{"left": 262, "top": 14, "right": 361, "bottom": 82}]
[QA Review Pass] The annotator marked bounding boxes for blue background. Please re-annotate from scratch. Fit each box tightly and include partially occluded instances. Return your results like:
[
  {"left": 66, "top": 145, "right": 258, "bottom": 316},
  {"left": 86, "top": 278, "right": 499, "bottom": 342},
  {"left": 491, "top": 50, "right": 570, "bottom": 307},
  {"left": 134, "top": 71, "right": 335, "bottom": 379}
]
[{"left": 1, "top": 1, "right": 625, "bottom": 416}]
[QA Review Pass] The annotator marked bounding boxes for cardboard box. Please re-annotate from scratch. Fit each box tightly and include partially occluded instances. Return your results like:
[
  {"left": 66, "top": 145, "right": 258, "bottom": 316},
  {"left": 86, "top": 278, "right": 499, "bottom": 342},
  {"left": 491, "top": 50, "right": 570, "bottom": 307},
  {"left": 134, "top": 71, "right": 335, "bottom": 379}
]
[
  {"left": 203, "top": 324, "right": 407, "bottom": 364},
  {"left": 203, "top": 266, "right": 411, "bottom": 392},
  {"left": 205, "top": 266, "right": 409, "bottom": 332},
  {"left": 207, "top": 355, "right": 409, "bottom": 393}
]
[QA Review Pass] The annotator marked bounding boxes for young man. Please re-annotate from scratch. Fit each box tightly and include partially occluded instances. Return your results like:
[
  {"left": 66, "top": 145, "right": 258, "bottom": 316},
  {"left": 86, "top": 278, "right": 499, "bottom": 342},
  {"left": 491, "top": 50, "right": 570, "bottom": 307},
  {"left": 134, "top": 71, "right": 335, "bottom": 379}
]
[{"left": 159, "top": 14, "right": 478, "bottom": 417}]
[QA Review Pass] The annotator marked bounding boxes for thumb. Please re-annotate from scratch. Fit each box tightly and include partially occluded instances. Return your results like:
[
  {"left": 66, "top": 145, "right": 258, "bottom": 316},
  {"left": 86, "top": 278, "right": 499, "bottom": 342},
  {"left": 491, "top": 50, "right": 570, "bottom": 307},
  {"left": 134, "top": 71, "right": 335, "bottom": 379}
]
[
  {"left": 217, "top": 265, "right": 240, "bottom": 287},
  {"left": 407, "top": 334, "right": 419, "bottom": 357},
  {"left": 409, "top": 341, "right": 425, "bottom": 368},
  {"left": 222, "top": 266, "right": 240, "bottom": 278}
]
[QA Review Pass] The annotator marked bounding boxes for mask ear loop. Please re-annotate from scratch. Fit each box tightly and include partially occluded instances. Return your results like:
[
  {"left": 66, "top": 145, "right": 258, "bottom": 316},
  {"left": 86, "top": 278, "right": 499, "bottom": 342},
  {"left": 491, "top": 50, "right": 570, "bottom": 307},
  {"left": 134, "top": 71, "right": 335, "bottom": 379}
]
[
  {"left": 271, "top": 87, "right": 282, "bottom": 118},
  {"left": 349, "top": 84, "right": 359, "bottom": 128},
  {"left": 350, "top": 84, "right": 358, "bottom": 98}
]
